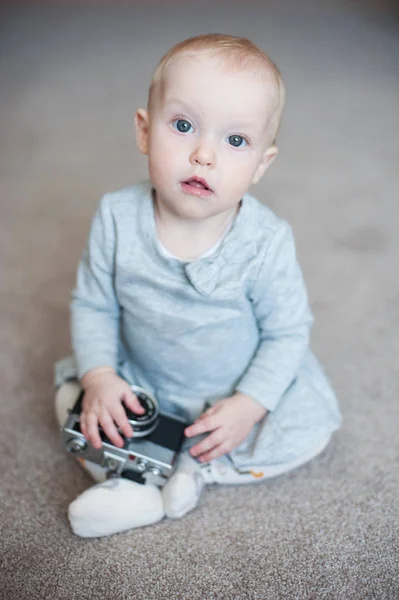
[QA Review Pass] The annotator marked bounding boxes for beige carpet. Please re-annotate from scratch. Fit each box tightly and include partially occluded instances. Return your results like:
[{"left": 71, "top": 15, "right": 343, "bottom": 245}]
[{"left": 1, "top": 2, "right": 398, "bottom": 599}]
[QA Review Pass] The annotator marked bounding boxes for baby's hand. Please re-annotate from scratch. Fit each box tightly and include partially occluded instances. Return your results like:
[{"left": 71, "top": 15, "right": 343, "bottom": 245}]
[
  {"left": 79, "top": 368, "right": 145, "bottom": 450},
  {"left": 184, "top": 392, "right": 267, "bottom": 463}
]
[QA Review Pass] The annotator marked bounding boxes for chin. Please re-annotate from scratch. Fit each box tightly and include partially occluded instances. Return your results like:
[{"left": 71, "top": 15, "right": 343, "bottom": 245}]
[{"left": 175, "top": 206, "right": 210, "bottom": 221}]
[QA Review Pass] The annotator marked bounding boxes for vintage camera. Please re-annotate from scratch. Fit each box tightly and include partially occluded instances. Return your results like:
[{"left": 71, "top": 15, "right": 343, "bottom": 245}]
[{"left": 60, "top": 386, "right": 188, "bottom": 487}]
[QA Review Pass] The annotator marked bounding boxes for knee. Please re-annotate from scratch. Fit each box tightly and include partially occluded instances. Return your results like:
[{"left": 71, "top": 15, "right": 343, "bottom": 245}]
[{"left": 54, "top": 381, "right": 81, "bottom": 427}]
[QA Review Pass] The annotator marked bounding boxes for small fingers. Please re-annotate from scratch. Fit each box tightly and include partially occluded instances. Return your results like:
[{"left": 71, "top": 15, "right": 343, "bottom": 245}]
[
  {"left": 80, "top": 413, "right": 88, "bottom": 438},
  {"left": 196, "top": 441, "right": 231, "bottom": 463},
  {"left": 185, "top": 413, "right": 219, "bottom": 438},
  {"left": 99, "top": 412, "right": 125, "bottom": 448},
  {"left": 123, "top": 391, "right": 145, "bottom": 415},
  {"left": 86, "top": 411, "right": 103, "bottom": 449},
  {"left": 81, "top": 408, "right": 127, "bottom": 449},
  {"left": 111, "top": 404, "right": 134, "bottom": 439},
  {"left": 189, "top": 430, "right": 223, "bottom": 459}
]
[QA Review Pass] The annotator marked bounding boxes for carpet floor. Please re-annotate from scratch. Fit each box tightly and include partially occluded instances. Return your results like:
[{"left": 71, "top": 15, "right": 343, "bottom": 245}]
[{"left": 1, "top": 2, "right": 398, "bottom": 599}]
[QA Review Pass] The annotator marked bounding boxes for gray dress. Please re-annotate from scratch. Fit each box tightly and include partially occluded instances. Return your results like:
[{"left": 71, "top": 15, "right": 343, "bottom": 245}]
[{"left": 55, "top": 180, "right": 341, "bottom": 468}]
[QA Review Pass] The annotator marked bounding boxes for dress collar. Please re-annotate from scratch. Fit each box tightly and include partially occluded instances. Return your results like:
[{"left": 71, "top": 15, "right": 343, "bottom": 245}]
[
  {"left": 142, "top": 181, "right": 257, "bottom": 296},
  {"left": 185, "top": 198, "right": 257, "bottom": 295}
]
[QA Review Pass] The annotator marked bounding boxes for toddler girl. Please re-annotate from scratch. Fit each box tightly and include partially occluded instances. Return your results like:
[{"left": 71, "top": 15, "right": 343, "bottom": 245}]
[{"left": 55, "top": 33, "right": 341, "bottom": 538}]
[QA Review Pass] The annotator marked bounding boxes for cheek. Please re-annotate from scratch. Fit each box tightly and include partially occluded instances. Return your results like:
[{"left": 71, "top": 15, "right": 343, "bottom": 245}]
[
  {"left": 222, "top": 152, "right": 259, "bottom": 183},
  {"left": 148, "top": 153, "right": 170, "bottom": 186},
  {"left": 148, "top": 132, "right": 170, "bottom": 177},
  {"left": 149, "top": 127, "right": 186, "bottom": 166}
]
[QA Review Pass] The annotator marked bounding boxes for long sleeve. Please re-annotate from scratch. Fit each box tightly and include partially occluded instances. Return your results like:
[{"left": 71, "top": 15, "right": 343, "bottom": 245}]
[
  {"left": 70, "top": 195, "right": 120, "bottom": 379},
  {"left": 235, "top": 222, "right": 313, "bottom": 412}
]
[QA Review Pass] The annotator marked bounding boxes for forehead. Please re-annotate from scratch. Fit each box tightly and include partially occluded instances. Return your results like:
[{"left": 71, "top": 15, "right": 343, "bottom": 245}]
[{"left": 160, "top": 54, "right": 278, "bottom": 127}]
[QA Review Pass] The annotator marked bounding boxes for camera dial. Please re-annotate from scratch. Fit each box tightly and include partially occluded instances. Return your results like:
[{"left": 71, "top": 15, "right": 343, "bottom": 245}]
[
  {"left": 124, "top": 386, "right": 160, "bottom": 438},
  {"left": 66, "top": 437, "right": 88, "bottom": 454}
]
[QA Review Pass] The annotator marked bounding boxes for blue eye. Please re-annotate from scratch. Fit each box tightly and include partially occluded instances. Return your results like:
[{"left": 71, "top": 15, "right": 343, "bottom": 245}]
[
  {"left": 228, "top": 135, "right": 247, "bottom": 148},
  {"left": 172, "top": 119, "right": 193, "bottom": 134}
]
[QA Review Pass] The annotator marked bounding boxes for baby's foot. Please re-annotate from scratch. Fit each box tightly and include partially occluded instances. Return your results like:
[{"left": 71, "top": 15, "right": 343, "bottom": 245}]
[
  {"left": 68, "top": 477, "right": 164, "bottom": 538},
  {"left": 162, "top": 452, "right": 206, "bottom": 519}
]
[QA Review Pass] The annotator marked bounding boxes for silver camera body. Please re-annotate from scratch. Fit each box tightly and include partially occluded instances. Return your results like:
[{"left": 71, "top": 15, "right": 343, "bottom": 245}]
[{"left": 60, "top": 386, "right": 188, "bottom": 487}]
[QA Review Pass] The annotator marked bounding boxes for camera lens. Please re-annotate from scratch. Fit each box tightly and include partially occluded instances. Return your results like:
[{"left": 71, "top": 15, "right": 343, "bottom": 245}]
[{"left": 124, "top": 386, "right": 159, "bottom": 438}]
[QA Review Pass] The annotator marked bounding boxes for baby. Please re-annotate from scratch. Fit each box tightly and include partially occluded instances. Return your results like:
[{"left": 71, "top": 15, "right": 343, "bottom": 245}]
[{"left": 55, "top": 33, "right": 341, "bottom": 538}]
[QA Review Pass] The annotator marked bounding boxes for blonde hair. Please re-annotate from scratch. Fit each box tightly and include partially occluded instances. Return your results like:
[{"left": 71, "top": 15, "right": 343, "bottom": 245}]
[{"left": 147, "top": 33, "right": 285, "bottom": 143}]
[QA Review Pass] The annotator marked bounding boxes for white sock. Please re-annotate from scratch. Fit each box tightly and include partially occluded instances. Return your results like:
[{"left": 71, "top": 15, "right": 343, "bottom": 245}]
[
  {"left": 162, "top": 452, "right": 206, "bottom": 519},
  {"left": 68, "top": 478, "right": 165, "bottom": 538}
]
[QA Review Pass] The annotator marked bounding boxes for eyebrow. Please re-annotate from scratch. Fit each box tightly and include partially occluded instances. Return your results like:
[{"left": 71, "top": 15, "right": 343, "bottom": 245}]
[
  {"left": 164, "top": 99, "right": 192, "bottom": 110},
  {"left": 163, "top": 99, "right": 199, "bottom": 118}
]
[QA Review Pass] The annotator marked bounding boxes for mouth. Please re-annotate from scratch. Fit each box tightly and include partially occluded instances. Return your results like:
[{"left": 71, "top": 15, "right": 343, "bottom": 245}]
[
  {"left": 182, "top": 176, "right": 213, "bottom": 192},
  {"left": 181, "top": 176, "right": 214, "bottom": 198}
]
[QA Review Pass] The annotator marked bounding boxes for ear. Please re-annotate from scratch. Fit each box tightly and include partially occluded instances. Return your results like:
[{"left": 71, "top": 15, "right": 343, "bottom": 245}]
[
  {"left": 134, "top": 108, "right": 150, "bottom": 155},
  {"left": 252, "top": 145, "right": 278, "bottom": 185}
]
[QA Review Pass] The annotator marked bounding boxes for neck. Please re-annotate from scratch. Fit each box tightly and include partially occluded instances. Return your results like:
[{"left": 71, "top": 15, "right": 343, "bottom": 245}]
[{"left": 153, "top": 193, "right": 238, "bottom": 261}]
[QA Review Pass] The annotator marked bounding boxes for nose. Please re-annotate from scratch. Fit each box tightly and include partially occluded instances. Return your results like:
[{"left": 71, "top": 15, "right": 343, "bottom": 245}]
[{"left": 189, "top": 137, "right": 215, "bottom": 168}]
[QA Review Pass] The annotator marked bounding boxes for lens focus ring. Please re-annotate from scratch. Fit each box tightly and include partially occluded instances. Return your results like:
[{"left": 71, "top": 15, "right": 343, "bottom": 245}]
[{"left": 126, "top": 386, "right": 159, "bottom": 438}]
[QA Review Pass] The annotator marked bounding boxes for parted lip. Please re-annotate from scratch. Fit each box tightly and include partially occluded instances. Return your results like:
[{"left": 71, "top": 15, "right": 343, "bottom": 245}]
[{"left": 183, "top": 176, "right": 213, "bottom": 191}]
